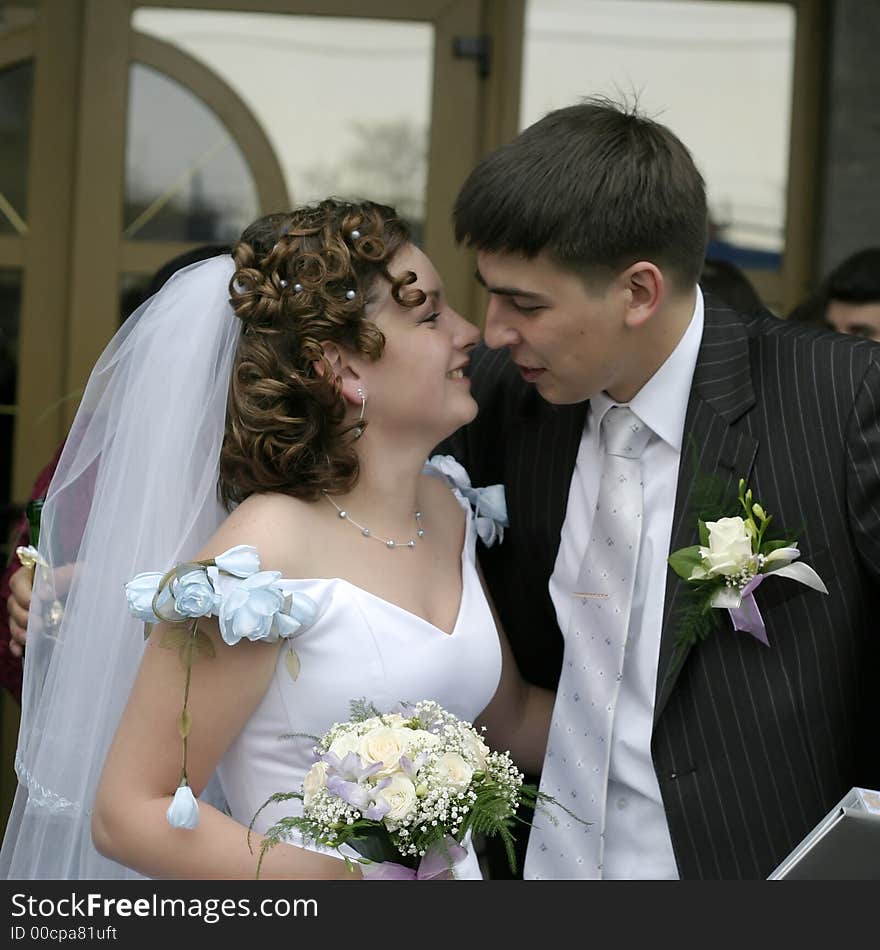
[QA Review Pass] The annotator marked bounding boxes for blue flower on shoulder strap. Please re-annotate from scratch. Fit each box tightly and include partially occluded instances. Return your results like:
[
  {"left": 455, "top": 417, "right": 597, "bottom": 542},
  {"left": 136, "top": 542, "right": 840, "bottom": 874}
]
[
  {"left": 668, "top": 479, "right": 828, "bottom": 650},
  {"left": 424, "top": 455, "right": 508, "bottom": 546},
  {"left": 124, "top": 544, "right": 318, "bottom": 830}
]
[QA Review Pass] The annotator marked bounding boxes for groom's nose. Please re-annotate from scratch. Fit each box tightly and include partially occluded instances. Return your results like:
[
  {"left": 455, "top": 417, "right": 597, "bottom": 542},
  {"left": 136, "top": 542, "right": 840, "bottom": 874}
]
[{"left": 483, "top": 296, "right": 520, "bottom": 350}]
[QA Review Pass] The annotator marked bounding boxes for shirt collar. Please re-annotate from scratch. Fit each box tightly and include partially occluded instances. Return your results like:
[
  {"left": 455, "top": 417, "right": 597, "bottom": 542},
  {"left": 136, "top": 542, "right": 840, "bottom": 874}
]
[{"left": 590, "top": 287, "right": 704, "bottom": 452}]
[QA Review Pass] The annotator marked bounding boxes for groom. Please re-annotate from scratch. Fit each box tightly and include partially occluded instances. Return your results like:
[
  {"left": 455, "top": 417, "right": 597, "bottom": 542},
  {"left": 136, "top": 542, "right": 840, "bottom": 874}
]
[{"left": 445, "top": 98, "right": 880, "bottom": 879}]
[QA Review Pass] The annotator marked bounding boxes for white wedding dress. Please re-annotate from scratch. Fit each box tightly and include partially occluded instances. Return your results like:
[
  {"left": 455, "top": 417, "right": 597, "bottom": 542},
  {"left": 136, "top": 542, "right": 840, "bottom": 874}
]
[{"left": 216, "top": 478, "right": 503, "bottom": 880}]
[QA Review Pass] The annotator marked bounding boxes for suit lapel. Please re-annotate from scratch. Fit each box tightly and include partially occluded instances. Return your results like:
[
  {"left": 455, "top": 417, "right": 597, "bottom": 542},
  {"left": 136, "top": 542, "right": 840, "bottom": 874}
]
[{"left": 653, "top": 304, "right": 760, "bottom": 724}]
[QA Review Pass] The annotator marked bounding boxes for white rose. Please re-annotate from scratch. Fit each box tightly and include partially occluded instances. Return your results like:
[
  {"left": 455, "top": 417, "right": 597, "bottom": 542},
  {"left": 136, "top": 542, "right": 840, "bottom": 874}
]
[
  {"left": 700, "top": 517, "right": 755, "bottom": 577},
  {"left": 327, "top": 729, "right": 362, "bottom": 761},
  {"left": 377, "top": 774, "right": 418, "bottom": 825},
  {"left": 302, "top": 761, "right": 329, "bottom": 807},
  {"left": 435, "top": 751, "right": 474, "bottom": 790},
  {"left": 461, "top": 730, "right": 490, "bottom": 770},
  {"left": 380, "top": 713, "right": 407, "bottom": 727},
  {"left": 358, "top": 726, "right": 414, "bottom": 776}
]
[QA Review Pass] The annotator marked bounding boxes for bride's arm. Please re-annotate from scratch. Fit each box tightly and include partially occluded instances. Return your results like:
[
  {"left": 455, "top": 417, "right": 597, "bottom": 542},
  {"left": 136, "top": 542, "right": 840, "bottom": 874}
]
[
  {"left": 473, "top": 566, "right": 554, "bottom": 776},
  {"left": 92, "top": 517, "right": 360, "bottom": 881}
]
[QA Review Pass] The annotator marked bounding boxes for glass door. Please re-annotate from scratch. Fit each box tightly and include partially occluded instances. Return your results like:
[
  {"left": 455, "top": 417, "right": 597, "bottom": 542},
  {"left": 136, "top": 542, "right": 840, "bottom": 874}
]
[{"left": 0, "top": 0, "right": 488, "bottom": 831}]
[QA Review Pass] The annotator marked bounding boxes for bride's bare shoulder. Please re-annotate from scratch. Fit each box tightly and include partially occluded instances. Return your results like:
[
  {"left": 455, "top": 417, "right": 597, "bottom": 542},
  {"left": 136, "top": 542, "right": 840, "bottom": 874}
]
[{"left": 196, "top": 492, "right": 322, "bottom": 574}]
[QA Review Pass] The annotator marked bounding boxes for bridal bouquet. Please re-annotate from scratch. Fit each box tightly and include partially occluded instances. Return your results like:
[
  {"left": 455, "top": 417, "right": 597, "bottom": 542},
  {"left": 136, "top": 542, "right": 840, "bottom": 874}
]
[{"left": 252, "top": 700, "right": 546, "bottom": 879}]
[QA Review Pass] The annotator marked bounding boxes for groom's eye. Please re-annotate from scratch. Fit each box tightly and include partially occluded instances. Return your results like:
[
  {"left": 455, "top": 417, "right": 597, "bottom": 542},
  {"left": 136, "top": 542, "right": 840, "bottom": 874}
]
[{"left": 511, "top": 300, "right": 544, "bottom": 314}]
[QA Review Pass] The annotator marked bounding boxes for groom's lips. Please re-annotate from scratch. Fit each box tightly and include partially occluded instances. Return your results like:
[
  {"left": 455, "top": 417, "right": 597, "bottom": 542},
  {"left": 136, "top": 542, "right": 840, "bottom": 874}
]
[{"left": 516, "top": 364, "right": 545, "bottom": 383}]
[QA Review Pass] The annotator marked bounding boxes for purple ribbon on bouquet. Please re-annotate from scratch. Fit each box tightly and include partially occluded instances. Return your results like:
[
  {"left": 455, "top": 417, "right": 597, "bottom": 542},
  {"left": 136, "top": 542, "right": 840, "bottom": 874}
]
[
  {"left": 360, "top": 836, "right": 468, "bottom": 881},
  {"left": 727, "top": 573, "right": 770, "bottom": 646}
]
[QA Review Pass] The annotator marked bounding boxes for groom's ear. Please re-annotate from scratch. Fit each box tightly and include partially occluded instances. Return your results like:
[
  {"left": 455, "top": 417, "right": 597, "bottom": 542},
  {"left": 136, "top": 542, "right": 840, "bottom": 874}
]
[
  {"left": 621, "top": 262, "right": 664, "bottom": 329},
  {"left": 311, "top": 342, "right": 363, "bottom": 407}
]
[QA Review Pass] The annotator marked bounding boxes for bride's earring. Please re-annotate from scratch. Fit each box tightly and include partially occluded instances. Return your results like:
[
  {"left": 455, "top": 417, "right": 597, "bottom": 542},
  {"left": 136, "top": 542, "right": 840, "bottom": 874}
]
[{"left": 354, "top": 387, "right": 367, "bottom": 439}]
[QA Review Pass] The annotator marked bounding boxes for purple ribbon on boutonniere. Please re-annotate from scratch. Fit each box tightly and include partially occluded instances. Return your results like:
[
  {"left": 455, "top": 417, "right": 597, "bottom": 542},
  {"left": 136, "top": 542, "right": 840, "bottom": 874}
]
[
  {"left": 707, "top": 555, "right": 829, "bottom": 647},
  {"left": 727, "top": 573, "right": 770, "bottom": 646}
]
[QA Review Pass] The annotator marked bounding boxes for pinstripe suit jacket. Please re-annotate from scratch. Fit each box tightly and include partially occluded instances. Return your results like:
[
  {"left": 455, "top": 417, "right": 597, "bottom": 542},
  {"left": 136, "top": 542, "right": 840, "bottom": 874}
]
[{"left": 442, "top": 297, "right": 880, "bottom": 879}]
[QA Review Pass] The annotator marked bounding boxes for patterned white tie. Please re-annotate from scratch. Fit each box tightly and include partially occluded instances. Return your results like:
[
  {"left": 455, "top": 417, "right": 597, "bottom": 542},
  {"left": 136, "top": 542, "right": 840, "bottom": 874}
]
[{"left": 525, "top": 405, "right": 652, "bottom": 879}]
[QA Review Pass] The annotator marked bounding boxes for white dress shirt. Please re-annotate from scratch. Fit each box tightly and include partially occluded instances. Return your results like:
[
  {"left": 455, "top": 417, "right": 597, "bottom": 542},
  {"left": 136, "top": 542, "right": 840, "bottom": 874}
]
[{"left": 548, "top": 289, "right": 704, "bottom": 879}]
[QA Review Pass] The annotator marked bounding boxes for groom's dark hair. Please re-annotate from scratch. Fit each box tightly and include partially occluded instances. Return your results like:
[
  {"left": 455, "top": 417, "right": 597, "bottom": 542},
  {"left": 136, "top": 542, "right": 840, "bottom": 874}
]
[{"left": 454, "top": 96, "right": 708, "bottom": 290}]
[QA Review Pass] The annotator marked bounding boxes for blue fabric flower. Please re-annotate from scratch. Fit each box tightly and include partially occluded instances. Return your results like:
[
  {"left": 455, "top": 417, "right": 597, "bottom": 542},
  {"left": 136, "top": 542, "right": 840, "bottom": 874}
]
[
  {"left": 273, "top": 590, "right": 319, "bottom": 638},
  {"left": 124, "top": 572, "right": 164, "bottom": 622},
  {"left": 124, "top": 572, "right": 184, "bottom": 623},
  {"left": 217, "top": 572, "right": 318, "bottom": 646},
  {"left": 425, "top": 454, "right": 509, "bottom": 545},
  {"left": 214, "top": 545, "right": 260, "bottom": 578},
  {"left": 171, "top": 568, "right": 218, "bottom": 619},
  {"left": 462, "top": 483, "right": 508, "bottom": 546},
  {"left": 166, "top": 782, "right": 200, "bottom": 830}
]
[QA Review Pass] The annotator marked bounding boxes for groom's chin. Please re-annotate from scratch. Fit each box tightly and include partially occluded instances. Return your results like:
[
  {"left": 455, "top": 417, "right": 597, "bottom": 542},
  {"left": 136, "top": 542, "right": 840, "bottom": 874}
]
[{"left": 531, "top": 378, "right": 590, "bottom": 406}]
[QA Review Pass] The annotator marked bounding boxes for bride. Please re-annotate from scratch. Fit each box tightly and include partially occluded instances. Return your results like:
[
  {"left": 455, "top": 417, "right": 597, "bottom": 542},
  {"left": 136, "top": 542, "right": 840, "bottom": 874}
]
[{"left": 1, "top": 199, "right": 552, "bottom": 880}]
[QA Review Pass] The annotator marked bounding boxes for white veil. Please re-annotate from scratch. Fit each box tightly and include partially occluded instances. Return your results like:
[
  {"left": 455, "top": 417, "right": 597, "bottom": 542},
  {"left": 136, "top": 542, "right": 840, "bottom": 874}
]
[{"left": 1, "top": 254, "right": 240, "bottom": 879}]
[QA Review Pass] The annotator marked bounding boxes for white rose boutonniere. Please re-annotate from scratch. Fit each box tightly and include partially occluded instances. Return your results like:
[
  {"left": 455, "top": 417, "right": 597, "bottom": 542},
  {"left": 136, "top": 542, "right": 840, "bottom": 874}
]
[{"left": 669, "top": 479, "right": 827, "bottom": 650}]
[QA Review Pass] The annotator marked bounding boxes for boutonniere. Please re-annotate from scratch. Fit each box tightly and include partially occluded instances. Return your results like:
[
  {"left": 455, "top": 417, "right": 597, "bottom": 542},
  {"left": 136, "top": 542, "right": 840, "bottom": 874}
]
[{"left": 668, "top": 479, "right": 828, "bottom": 650}]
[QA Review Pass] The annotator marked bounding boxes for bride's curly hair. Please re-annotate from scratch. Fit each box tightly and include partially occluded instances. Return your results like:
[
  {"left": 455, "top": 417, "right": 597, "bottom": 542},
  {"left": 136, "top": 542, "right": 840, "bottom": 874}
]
[{"left": 219, "top": 198, "right": 425, "bottom": 507}]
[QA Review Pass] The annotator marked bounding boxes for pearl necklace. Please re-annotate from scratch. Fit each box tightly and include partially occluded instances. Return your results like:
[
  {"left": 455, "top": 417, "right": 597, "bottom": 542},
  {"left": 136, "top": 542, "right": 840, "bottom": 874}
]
[{"left": 322, "top": 491, "right": 425, "bottom": 549}]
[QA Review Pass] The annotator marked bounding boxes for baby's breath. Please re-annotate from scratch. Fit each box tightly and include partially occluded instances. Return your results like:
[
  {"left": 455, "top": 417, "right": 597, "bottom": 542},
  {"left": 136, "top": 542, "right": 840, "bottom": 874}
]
[{"left": 255, "top": 698, "right": 549, "bottom": 875}]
